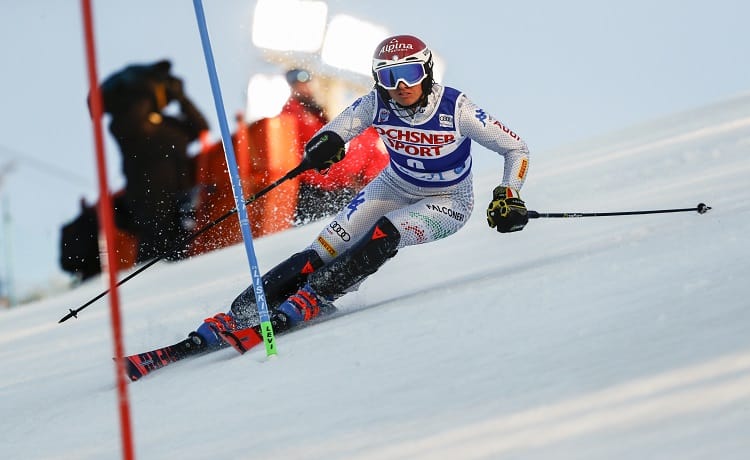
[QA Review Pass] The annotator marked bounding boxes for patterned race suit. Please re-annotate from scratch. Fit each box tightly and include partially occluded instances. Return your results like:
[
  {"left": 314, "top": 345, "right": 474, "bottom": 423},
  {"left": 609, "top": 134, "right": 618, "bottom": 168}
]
[{"left": 307, "top": 83, "right": 530, "bottom": 268}]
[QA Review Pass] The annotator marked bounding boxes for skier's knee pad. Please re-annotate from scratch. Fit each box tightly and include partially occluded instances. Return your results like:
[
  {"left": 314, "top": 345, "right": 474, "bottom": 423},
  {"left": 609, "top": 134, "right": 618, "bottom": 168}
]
[
  {"left": 309, "top": 216, "right": 401, "bottom": 297},
  {"left": 353, "top": 215, "right": 401, "bottom": 265},
  {"left": 230, "top": 249, "right": 324, "bottom": 319}
]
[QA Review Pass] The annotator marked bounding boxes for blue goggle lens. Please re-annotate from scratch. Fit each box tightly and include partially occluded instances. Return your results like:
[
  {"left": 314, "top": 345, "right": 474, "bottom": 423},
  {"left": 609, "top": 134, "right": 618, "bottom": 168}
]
[{"left": 376, "top": 63, "right": 426, "bottom": 90}]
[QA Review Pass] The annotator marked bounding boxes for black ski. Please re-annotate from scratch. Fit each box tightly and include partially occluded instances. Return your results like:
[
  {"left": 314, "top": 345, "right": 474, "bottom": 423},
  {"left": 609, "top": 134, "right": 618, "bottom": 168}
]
[
  {"left": 123, "top": 333, "right": 209, "bottom": 381},
  {"left": 122, "top": 324, "right": 264, "bottom": 381},
  {"left": 123, "top": 302, "right": 338, "bottom": 381}
]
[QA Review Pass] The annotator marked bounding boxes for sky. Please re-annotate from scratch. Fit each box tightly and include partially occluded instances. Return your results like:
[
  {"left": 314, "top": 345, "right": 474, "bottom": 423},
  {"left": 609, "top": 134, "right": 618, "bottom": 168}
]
[
  {"left": 1, "top": 91, "right": 748, "bottom": 459},
  {"left": 0, "top": 0, "right": 748, "bottom": 301}
]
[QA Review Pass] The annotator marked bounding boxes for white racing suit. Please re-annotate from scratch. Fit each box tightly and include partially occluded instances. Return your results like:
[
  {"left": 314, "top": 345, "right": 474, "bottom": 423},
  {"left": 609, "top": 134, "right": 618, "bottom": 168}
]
[
  {"left": 226, "top": 83, "right": 530, "bottom": 327},
  {"left": 307, "top": 83, "right": 530, "bottom": 267}
]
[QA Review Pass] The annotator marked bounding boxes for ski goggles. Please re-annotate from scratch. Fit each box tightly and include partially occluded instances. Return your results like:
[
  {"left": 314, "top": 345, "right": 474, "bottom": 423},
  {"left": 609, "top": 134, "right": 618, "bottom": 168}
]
[{"left": 375, "top": 62, "right": 427, "bottom": 90}]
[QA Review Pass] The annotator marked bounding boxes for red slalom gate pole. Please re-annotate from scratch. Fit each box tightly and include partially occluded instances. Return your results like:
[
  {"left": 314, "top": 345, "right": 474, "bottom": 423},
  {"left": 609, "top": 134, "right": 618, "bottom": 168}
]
[{"left": 80, "top": 1, "right": 135, "bottom": 459}]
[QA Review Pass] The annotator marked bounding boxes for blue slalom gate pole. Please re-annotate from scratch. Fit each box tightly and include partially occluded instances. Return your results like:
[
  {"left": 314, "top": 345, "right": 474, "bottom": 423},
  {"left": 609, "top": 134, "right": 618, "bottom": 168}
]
[{"left": 192, "top": 0, "right": 276, "bottom": 356}]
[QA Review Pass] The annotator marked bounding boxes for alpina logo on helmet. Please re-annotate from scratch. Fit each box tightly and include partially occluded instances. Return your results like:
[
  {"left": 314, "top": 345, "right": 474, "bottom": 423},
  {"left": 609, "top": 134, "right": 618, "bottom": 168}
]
[{"left": 379, "top": 40, "right": 414, "bottom": 57}]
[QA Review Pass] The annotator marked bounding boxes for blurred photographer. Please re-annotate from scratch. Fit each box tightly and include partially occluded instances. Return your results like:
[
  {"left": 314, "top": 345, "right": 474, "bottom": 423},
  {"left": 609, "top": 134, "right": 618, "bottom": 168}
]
[{"left": 99, "top": 60, "right": 209, "bottom": 262}]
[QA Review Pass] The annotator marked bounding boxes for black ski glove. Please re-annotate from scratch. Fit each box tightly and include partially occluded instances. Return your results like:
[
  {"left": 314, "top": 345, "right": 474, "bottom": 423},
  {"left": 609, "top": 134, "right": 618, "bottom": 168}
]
[
  {"left": 301, "top": 130, "right": 346, "bottom": 172},
  {"left": 487, "top": 186, "right": 528, "bottom": 233}
]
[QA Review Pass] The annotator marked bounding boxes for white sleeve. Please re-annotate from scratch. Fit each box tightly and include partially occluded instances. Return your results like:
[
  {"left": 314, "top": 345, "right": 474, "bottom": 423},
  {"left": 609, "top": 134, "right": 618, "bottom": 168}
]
[
  {"left": 457, "top": 94, "right": 530, "bottom": 191},
  {"left": 319, "top": 89, "right": 378, "bottom": 143}
]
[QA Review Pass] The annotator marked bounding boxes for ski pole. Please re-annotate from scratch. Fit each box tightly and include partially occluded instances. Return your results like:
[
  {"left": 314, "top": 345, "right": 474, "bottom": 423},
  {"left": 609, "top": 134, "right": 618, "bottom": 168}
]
[
  {"left": 58, "top": 163, "right": 309, "bottom": 324},
  {"left": 528, "top": 202, "right": 711, "bottom": 219}
]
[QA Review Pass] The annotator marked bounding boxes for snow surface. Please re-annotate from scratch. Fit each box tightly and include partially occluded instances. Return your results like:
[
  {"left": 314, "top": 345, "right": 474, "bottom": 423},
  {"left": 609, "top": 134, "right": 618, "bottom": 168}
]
[{"left": 1, "top": 94, "right": 749, "bottom": 459}]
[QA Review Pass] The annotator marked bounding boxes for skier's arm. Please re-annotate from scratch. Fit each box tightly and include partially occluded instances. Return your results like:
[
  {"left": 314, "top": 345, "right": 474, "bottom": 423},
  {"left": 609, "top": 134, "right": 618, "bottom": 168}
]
[
  {"left": 457, "top": 95, "right": 529, "bottom": 191},
  {"left": 317, "top": 90, "right": 378, "bottom": 143},
  {"left": 457, "top": 95, "right": 530, "bottom": 232},
  {"left": 300, "top": 90, "right": 379, "bottom": 173}
]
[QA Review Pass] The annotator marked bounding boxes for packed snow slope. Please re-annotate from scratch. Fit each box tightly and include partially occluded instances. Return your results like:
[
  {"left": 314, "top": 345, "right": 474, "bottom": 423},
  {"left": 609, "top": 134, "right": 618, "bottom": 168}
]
[{"left": 1, "top": 94, "right": 749, "bottom": 459}]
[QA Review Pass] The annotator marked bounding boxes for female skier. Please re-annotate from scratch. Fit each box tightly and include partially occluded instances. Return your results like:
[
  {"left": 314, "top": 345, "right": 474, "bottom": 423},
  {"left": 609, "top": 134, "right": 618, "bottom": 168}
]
[
  {"left": 198, "top": 34, "right": 531, "bottom": 347},
  {"left": 125, "top": 35, "right": 531, "bottom": 379}
]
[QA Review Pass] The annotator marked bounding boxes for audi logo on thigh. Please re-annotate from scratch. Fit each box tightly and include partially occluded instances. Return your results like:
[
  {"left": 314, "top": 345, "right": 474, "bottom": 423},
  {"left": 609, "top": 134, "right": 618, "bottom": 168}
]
[{"left": 329, "top": 221, "right": 351, "bottom": 241}]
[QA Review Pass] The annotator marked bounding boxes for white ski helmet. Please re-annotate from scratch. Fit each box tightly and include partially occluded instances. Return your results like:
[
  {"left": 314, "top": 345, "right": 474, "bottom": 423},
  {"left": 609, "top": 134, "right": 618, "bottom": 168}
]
[{"left": 372, "top": 35, "right": 434, "bottom": 100}]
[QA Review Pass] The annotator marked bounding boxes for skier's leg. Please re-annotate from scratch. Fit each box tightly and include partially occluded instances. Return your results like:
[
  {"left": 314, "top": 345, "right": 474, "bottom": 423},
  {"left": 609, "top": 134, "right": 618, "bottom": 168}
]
[
  {"left": 193, "top": 249, "right": 324, "bottom": 347},
  {"left": 194, "top": 212, "right": 399, "bottom": 346},
  {"left": 275, "top": 176, "right": 475, "bottom": 328},
  {"left": 308, "top": 216, "right": 400, "bottom": 297},
  {"left": 194, "top": 170, "right": 419, "bottom": 343},
  {"left": 229, "top": 249, "right": 325, "bottom": 324},
  {"left": 275, "top": 216, "right": 401, "bottom": 329}
]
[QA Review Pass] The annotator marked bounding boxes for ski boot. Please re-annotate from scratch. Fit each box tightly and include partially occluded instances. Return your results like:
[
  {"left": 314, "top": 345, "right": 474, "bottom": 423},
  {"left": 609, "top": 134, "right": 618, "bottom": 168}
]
[
  {"left": 274, "top": 283, "right": 338, "bottom": 330},
  {"left": 194, "top": 312, "right": 237, "bottom": 349}
]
